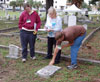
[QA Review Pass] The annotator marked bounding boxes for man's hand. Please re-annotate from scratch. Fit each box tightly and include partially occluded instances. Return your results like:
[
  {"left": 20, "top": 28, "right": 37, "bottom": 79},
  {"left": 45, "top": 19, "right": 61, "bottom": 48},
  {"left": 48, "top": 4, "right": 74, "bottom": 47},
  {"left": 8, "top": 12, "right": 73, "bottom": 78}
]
[{"left": 49, "top": 60, "right": 55, "bottom": 65}]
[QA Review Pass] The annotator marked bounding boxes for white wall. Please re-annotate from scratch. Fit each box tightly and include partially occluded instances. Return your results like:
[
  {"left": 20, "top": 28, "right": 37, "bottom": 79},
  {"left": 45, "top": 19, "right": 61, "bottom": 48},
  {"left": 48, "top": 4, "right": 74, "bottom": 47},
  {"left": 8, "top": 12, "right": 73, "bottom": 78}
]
[
  {"left": 53, "top": 0, "right": 67, "bottom": 10},
  {"left": 0, "top": 0, "right": 16, "bottom": 4}
]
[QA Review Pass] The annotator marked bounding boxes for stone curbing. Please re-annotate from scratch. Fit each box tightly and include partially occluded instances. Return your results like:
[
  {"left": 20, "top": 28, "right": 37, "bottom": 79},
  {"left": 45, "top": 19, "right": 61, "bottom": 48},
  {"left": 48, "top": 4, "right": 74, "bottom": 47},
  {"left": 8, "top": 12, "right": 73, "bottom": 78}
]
[
  {"left": 0, "top": 45, "right": 100, "bottom": 65},
  {"left": 82, "top": 27, "right": 100, "bottom": 46},
  {"left": 0, "top": 27, "right": 18, "bottom": 33}
]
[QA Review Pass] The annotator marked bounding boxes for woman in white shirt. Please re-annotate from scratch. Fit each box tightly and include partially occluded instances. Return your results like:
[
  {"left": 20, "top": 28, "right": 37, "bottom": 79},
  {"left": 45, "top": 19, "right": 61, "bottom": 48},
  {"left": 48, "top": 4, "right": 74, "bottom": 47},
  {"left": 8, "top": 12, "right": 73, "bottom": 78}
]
[{"left": 44, "top": 7, "right": 62, "bottom": 64}]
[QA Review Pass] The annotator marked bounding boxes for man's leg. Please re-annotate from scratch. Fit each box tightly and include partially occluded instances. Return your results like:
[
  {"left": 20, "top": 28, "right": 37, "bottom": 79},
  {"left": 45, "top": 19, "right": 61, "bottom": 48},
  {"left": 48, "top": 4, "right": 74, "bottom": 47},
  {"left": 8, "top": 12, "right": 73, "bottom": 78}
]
[
  {"left": 71, "top": 33, "right": 86, "bottom": 65},
  {"left": 67, "top": 33, "right": 86, "bottom": 69}
]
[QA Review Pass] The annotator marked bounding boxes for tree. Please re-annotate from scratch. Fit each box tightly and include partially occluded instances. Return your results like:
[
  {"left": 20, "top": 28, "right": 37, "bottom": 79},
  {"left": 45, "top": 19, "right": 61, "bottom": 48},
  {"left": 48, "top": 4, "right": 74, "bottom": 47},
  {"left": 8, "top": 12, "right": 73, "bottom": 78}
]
[
  {"left": 27, "top": 0, "right": 33, "bottom": 7},
  {"left": 89, "top": 0, "right": 99, "bottom": 5},
  {"left": 46, "top": 0, "right": 53, "bottom": 15},
  {"left": 82, "top": 2, "right": 91, "bottom": 11},
  {"left": 67, "top": 0, "right": 84, "bottom": 8},
  {"left": 16, "top": 0, "right": 24, "bottom": 11},
  {"left": 27, "top": 0, "right": 42, "bottom": 12},
  {"left": 97, "top": 2, "right": 100, "bottom": 10},
  {"left": 33, "top": 1, "right": 42, "bottom": 10},
  {"left": 10, "top": 1, "right": 17, "bottom": 12}
]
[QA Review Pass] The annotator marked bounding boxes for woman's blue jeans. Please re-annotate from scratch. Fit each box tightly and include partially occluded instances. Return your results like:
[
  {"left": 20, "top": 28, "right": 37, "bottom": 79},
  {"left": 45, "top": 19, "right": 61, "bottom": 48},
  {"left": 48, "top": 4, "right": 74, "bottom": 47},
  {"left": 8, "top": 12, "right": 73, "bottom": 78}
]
[{"left": 70, "top": 32, "right": 86, "bottom": 65}]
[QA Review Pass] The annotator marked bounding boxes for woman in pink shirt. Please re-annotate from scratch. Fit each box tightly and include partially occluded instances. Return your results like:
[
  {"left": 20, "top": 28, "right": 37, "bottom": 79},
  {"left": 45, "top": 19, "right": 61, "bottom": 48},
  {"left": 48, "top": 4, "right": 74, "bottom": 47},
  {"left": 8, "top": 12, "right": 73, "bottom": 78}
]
[{"left": 18, "top": 3, "right": 41, "bottom": 62}]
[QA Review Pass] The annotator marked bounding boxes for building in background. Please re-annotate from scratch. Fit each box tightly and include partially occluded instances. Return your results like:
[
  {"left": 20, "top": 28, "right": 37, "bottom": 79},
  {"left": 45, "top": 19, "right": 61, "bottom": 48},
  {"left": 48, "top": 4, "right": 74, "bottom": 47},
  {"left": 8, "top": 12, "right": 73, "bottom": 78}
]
[
  {"left": 0, "top": 0, "right": 16, "bottom": 4},
  {"left": 54, "top": 0, "right": 67, "bottom": 10},
  {"left": 0, "top": 0, "right": 68, "bottom": 10}
]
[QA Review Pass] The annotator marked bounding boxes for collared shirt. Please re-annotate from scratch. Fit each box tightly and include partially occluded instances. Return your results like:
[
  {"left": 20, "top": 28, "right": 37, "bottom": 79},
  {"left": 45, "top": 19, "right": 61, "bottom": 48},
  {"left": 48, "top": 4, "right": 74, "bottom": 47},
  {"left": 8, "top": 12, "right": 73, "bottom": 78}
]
[{"left": 45, "top": 15, "right": 62, "bottom": 37}]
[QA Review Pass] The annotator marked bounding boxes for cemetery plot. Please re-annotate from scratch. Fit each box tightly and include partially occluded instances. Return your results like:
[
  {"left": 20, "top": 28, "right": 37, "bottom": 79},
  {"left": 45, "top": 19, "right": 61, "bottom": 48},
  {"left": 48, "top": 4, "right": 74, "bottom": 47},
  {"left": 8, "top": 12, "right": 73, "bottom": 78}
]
[{"left": 0, "top": 14, "right": 100, "bottom": 82}]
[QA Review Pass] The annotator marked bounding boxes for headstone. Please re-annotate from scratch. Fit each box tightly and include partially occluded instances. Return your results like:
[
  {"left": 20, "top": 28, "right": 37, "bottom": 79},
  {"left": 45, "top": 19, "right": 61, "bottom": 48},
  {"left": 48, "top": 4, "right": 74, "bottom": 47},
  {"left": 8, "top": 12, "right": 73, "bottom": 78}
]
[
  {"left": 36, "top": 65, "right": 61, "bottom": 78},
  {"left": 68, "top": 15, "right": 77, "bottom": 26},
  {"left": 64, "top": 15, "right": 68, "bottom": 25},
  {"left": 6, "top": 44, "right": 19, "bottom": 59},
  {"left": 6, "top": 14, "right": 10, "bottom": 20},
  {"left": 0, "top": 16, "right": 2, "bottom": 20},
  {"left": 97, "top": 16, "right": 99, "bottom": 21},
  {"left": 12, "top": 15, "right": 16, "bottom": 20},
  {"left": 5, "top": 10, "right": 8, "bottom": 17},
  {"left": 89, "top": 16, "right": 93, "bottom": 21}
]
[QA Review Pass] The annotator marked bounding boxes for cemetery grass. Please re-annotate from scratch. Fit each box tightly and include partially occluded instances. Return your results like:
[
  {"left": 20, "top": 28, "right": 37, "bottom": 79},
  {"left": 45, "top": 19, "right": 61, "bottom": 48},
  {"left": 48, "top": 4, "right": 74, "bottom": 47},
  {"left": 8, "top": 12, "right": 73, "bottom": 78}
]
[
  {"left": 0, "top": 17, "right": 100, "bottom": 81},
  {"left": 0, "top": 20, "right": 18, "bottom": 29},
  {"left": 0, "top": 10, "right": 21, "bottom": 18},
  {"left": 0, "top": 29, "right": 100, "bottom": 60},
  {"left": 0, "top": 49, "right": 100, "bottom": 82}
]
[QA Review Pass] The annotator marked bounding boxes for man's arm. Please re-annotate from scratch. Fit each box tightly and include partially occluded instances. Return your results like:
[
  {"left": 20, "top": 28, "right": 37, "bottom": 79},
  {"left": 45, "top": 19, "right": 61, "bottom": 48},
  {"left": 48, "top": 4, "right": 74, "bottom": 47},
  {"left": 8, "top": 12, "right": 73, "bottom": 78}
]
[
  {"left": 49, "top": 46, "right": 59, "bottom": 65},
  {"left": 49, "top": 42, "right": 73, "bottom": 65},
  {"left": 62, "top": 42, "right": 73, "bottom": 49}
]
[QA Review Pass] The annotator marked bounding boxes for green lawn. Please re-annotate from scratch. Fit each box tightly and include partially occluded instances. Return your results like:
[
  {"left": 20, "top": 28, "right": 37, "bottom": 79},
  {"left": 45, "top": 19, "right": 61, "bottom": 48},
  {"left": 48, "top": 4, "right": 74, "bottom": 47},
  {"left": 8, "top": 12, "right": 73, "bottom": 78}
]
[
  {"left": 0, "top": 10, "right": 21, "bottom": 18},
  {"left": 0, "top": 48, "right": 100, "bottom": 82},
  {"left": 0, "top": 11, "right": 100, "bottom": 82}
]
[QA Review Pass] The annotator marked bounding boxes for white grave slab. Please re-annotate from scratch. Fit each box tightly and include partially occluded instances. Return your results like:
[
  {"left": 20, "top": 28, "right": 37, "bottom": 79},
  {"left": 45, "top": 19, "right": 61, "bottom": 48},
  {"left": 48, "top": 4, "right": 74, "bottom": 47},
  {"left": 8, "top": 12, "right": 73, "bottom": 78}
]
[
  {"left": 6, "top": 44, "right": 19, "bottom": 59},
  {"left": 68, "top": 15, "right": 76, "bottom": 26},
  {"left": 36, "top": 65, "right": 61, "bottom": 78}
]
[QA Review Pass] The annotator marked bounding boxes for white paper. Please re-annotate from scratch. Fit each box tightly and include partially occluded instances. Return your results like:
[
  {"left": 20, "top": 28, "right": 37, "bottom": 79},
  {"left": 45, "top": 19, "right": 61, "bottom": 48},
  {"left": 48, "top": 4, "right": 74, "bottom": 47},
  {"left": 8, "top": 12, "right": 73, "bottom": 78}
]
[{"left": 38, "top": 29, "right": 47, "bottom": 31}]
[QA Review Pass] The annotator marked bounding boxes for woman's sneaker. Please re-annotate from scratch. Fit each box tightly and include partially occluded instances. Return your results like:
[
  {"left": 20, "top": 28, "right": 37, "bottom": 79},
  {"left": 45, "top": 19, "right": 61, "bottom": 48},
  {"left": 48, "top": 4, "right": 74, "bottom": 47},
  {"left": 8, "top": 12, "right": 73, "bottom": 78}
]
[
  {"left": 22, "top": 58, "right": 26, "bottom": 63},
  {"left": 31, "top": 56, "right": 36, "bottom": 60},
  {"left": 67, "top": 64, "right": 78, "bottom": 70}
]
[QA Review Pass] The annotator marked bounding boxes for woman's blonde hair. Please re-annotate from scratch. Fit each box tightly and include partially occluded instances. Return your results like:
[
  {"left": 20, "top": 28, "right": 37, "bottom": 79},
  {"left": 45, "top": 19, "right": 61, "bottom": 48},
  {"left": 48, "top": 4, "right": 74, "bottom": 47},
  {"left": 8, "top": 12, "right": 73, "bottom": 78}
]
[{"left": 48, "top": 6, "right": 57, "bottom": 17}]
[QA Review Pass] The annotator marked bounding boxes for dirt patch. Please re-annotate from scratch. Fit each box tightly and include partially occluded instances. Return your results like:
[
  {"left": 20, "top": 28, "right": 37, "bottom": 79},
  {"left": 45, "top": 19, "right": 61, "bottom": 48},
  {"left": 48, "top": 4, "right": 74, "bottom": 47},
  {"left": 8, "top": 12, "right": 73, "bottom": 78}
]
[
  {"left": 0, "top": 54, "right": 17, "bottom": 82},
  {"left": 79, "top": 31, "right": 100, "bottom": 60}
]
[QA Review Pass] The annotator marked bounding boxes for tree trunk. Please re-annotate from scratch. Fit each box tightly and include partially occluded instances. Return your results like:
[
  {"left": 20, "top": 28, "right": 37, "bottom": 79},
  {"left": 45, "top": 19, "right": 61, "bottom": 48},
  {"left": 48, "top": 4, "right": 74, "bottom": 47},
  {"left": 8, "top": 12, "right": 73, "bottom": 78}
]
[
  {"left": 46, "top": 0, "right": 53, "bottom": 19},
  {"left": 13, "top": 6, "right": 15, "bottom": 12},
  {"left": 20, "top": 5, "right": 21, "bottom": 11},
  {"left": 72, "top": 0, "right": 83, "bottom": 8}
]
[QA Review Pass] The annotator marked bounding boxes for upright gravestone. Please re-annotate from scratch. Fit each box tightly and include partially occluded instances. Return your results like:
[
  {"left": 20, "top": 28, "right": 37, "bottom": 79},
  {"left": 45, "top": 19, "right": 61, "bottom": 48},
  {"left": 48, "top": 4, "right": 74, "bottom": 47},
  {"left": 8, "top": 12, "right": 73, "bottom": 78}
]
[
  {"left": 5, "top": 10, "right": 8, "bottom": 17},
  {"left": 36, "top": 65, "right": 61, "bottom": 78},
  {"left": 6, "top": 14, "right": 10, "bottom": 20},
  {"left": 97, "top": 16, "right": 99, "bottom": 21},
  {"left": 12, "top": 15, "right": 16, "bottom": 20},
  {"left": 68, "top": 15, "right": 77, "bottom": 26},
  {"left": 6, "top": 44, "right": 19, "bottom": 59},
  {"left": 89, "top": 16, "right": 93, "bottom": 21},
  {"left": 64, "top": 15, "right": 68, "bottom": 25},
  {"left": 0, "top": 16, "right": 2, "bottom": 20}
]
